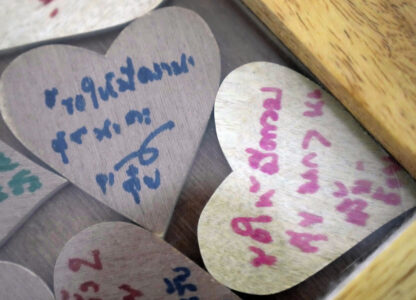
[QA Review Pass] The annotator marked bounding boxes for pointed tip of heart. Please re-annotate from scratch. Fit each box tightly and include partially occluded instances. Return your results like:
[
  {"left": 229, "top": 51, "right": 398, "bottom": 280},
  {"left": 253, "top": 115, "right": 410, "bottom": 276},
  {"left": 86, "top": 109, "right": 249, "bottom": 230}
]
[{"left": 54, "top": 222, "right": 239, "bottom": 299}]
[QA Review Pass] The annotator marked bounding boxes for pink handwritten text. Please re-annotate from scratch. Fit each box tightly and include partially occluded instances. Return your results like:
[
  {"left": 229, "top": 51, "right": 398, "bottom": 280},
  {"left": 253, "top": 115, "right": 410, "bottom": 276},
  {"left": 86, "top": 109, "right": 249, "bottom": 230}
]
[
  {"left": 351, "top": 180, "right": 373, "bottom": 194},
  {"left": 298, "top": 212, "right": 323, "bottom": 227},
  {"left": 303, "top": 100, "right": 324, "bottom": 117},
  {"left": 249, "top": 176, "right": 260, "bottom": 193},
  {"left": 302, "top": 130, "right": 331, "bottom": 150},
  {"left": 336, "top": 198, "right": 369, "bottom": 226},
  {"left": 372, "top": 187, "right": 401, "bottom": 206},
  {"left": 286, "top": 230, "right": 328, "bottom": 253},
  {"left": 297, "top": 169, "right": 319, "bottom": 194},
  {"left": 68, "top": 249, "right": 102, "bottom": 272},
  {"left": 307, "top": 89, "right": 322, "bottom": 99},
  {"left": 245, "top": 87, "right": 282, "bottom": 176},
  {"left": 246, "top": 148, "right": 279, "bottom": 175},
  {"left": 231, "top": 216, "right": 273, "bottom": 244},
  {"left": 333, "top": 181, "right": 348, "bottom": 198},
  {"left": 255, "top": 190, "right": 275, "bottom": 207},
  {"left": 301, "top": 152, "right": 318, "bottom": 168}
]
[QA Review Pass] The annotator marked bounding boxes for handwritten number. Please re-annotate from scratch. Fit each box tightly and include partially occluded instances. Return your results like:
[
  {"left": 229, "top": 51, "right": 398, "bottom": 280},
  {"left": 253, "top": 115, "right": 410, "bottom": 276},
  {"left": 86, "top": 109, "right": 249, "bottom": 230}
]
[{"left": 68, "top": 249, "right": 102, "bottom": 272}]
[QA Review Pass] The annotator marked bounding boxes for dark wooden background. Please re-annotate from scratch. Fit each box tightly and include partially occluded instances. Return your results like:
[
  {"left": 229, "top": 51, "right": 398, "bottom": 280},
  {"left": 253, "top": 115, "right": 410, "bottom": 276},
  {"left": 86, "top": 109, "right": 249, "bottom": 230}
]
[{"left": 0, "top": 1, "right": 414, "bottom": 299}]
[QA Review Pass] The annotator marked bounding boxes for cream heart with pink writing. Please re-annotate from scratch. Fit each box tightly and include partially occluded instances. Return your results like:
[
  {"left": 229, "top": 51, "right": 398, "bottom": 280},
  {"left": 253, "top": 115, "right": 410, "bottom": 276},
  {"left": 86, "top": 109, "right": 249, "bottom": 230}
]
[{"left": 197, "top": 62, "right": 416, "bottom": 295}]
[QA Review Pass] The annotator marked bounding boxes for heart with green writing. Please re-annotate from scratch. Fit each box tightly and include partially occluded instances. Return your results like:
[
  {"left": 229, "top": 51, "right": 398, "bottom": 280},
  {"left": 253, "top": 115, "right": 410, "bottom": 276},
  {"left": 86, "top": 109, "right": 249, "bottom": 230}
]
[
  {"left": 197, "top": 62, "right": 416, "bottom": 295},
  {"left": 0, "top": 7, "right": 220, "bottom": 236}
]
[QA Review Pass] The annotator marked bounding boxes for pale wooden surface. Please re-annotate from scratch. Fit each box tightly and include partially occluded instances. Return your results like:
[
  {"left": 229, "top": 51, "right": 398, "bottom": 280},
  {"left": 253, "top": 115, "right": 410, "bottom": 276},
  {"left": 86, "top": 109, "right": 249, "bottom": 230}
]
[
  {"left": 0, "top": 140, "right": 67, "bottom": 246},
  {"left": 55, "top": 222, "right": 238, "bottom": 299},
  {"left": 0, "top": 1, "right": 414, "bottom": 299},
  {"left": 0, "top": 261, "right": 54, "bottom": 300},
  {"left": 0, "top": 0, "right": 162, "bottom": 52},
  {"left": 326, "top": 216, "right": 416, "bottom": 300},
  {"left": 198, "top": 62, "right": 416, "bottom": 295},
  {"left": 0, "top": 7, "right": 220, "bottom": 236},
  {"left": 242, "top": 0, "right": 416, "bottom": 180}
]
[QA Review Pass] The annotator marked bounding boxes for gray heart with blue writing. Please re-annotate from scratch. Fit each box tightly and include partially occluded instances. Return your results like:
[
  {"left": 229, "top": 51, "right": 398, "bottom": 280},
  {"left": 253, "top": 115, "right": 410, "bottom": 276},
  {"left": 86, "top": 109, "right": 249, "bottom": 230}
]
[{"left": 0, "top": 7, "right": 220, "bottom": 235}]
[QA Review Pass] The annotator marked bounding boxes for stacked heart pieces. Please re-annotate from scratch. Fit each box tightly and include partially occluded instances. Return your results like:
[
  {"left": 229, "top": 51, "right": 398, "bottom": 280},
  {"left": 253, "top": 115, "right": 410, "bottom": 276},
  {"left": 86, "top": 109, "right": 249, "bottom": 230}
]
[{"left": 0, "top": 4, "right": 415, "bottom": 300}]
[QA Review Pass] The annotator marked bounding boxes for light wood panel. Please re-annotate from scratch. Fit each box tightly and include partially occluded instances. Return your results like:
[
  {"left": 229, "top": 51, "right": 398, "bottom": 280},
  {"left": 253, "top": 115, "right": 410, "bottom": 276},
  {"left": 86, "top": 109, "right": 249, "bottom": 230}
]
[
  {"left": 326, "top": 215, "right": 416, "bottom": 300},
  {"left": 242, "top": 0, "right": 416, "bottom": 179}
]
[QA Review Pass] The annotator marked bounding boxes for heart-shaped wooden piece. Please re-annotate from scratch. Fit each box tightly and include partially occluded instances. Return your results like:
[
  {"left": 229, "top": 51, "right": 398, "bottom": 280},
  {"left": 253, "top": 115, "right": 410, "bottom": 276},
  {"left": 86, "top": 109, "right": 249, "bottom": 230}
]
[
  {"left": 0, "top": 261, "right": 54, "bottom": 300},
  {"left": 0, "top": 139, "right": 67, "bottom": 246},
  {"left": 0, "top": 0, "right": 162, "bottom": 51},
  {"left": 197, "top": 62, "right": 416, "bottom": 295},
  {"left": 0, "top": 7, "right": 220, "bottom": 236},
  {"left": 54, "top": 222, "right": 239, "bottom": 299}
]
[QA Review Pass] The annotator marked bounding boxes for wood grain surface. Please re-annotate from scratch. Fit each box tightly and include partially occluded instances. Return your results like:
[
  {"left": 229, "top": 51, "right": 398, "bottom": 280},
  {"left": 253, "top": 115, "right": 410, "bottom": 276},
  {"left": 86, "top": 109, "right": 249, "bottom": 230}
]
[
  {"left": 326, "top": 216, "right": 416, "bottom": 300},
  {"left": 198, "top": 62, "right": 416, "bottom": 295},
  {"left": 0, "top": 1, "right": 414, "bottom": 299},
  {"left": 0, "top": 7, "right": 220, "bottom": 237},
  {"left": 242, "top": 0, "right": 416, "bottom": 180},
  {"left": 54, "top": 222, "right": 238, "bottom": 299},
  {"left": 0, "top": 261, "right": 54, "bottom": 300}
]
